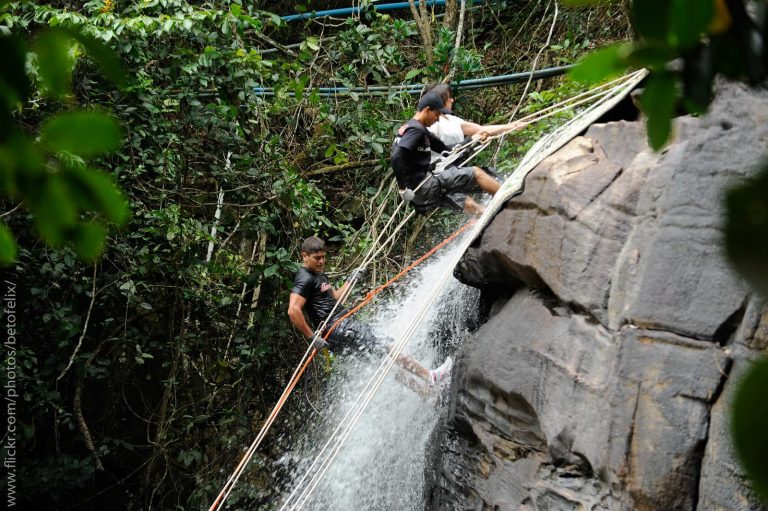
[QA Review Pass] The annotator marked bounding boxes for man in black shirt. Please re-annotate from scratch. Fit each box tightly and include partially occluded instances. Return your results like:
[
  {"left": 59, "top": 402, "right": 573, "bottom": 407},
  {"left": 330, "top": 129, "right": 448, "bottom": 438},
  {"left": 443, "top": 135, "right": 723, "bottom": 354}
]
[
  {"left": 287, "top": 236, "right": 452, "bottom": 387},
  {"left": 390, "top": 92, "right": 500, "bottom": 215}
]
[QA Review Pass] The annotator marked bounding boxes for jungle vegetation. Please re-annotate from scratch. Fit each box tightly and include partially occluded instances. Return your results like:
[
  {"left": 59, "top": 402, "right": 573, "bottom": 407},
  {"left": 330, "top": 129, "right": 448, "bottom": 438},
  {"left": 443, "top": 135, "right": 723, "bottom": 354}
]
[{"left": 1, "top": 0, "right": 765, "bottom": 508}]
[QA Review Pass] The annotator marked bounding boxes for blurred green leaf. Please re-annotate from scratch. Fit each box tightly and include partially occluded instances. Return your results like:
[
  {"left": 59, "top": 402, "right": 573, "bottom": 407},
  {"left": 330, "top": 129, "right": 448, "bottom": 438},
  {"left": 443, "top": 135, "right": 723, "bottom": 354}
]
[
  {"left": 42, "top": 110, "right": 122, "bottom": 157},
  {"left": 404, "top": 68, "right": 422, "bottom": 80},
  {"left": 640, "top": 71, "right": 677, "bottom": 150},
  {"left": 632, "top": 0, "right": 671, "bottom": 42},
  {"left": 0, "top": 222, "right": 16, "bottom": 265},
  {"left": 625, "top": 44, "right": 678, "bottom": 70},
  {"left": 631, "top": 0, "right": 671, "bottom": 42},
  {"left": 65, "top": 28, "right": 127, "bottom": 88},
  {"left": 569, "top": 43, "right": 631, "bottom": 83},
  {"left": 724, "top": 166, "right": 768, "bottom": 295},
  {"left": 72, "top": 222, "right": 107, "bottom": 262},
  {"left": 33, "top": 28, "right": 75, "bottom": 97},
  {"left": 732, "top": 357, "right": 768, "bottom": 500},
  {"left": 0, "top": 133, "right": 44, "bottom": 195},
  {"left": 65, "top": 166, "right": 129, "bottom": 226},
  {"left": 670, "top": 0, "right": 715, "bottom": 48},
  {"left": 33, "top": 175, "right": 78, "bottom": 244},
  {"left": 0, "top": 35, "right": 31, "bottom": 110}
]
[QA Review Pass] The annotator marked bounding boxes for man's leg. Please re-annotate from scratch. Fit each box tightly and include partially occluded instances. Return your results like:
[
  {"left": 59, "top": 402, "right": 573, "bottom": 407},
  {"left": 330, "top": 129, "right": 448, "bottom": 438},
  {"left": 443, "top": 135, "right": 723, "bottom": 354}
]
[
  {"left": 344, "top": 319, "right": 453, "bottom": 386},
  {"left": 387, "top": 346, "right": 453, "bottom": 386},
  {"left": 462, "top": 196, "right": 484, "bottom": 216},
  {"left": 473, "top": 166, "right": 500, "bottom": 195},
  {"left": 389, "top": 349, "right": 430, "bottom": 382}
]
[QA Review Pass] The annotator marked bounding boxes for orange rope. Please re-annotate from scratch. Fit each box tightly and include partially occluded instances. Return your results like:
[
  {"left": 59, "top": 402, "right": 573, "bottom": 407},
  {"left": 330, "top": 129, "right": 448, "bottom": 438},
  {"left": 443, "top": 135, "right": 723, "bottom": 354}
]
[
  {"left": 209, "top": 221, "right": 471, "bottom": 511},
  {"left": 207, "top": 352, "right": 317, "bottom": 511},
  {"left": 322, "top": 221, "right": 472, "bottom": 340}
]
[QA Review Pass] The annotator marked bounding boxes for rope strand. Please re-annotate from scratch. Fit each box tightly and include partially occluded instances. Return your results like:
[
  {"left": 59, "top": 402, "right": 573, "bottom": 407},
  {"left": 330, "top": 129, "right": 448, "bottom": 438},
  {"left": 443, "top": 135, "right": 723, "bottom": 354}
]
[
  {"left": 209, "top": 70, "right": 647, "bottom": 511},
  {"left": 280, "top": 70, "right": 647, "bottom": 510}
]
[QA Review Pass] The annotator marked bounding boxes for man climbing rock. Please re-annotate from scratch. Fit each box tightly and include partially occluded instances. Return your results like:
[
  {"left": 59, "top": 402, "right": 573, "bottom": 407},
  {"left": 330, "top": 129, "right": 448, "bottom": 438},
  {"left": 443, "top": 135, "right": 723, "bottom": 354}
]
[
  {"left": 287, "top": 236, "right": 452, "bottom": 388},
  {"left": 390, "top": 92, "right": 501, "bottom": 216}
]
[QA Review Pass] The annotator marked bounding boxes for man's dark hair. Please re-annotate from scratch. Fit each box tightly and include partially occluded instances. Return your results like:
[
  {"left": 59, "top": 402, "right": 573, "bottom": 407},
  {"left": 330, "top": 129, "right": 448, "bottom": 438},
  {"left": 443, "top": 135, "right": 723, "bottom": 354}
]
[
  {"left": 301, "top": 236, "right": 326, "bottom": 254},
  {"left": 423, "top": 83, "right": 452, "bottom": 103}
]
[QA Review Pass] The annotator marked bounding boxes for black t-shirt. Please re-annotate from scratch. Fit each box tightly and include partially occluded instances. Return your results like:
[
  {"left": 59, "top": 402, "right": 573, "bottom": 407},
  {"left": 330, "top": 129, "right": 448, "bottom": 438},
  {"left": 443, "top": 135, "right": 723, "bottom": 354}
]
[
  {"left": 390, "top": 119, "right": 450, "bottom": 189},
  {"left": 291, "top": 267, "right": 346, "bottom": 327}
]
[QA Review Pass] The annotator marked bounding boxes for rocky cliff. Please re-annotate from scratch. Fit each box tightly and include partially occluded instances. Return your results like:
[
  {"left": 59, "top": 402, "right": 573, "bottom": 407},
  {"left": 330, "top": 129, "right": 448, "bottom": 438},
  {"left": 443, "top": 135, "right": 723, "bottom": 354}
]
[{"left": 432, "top": 82, "right": 768, "bottom": 510}]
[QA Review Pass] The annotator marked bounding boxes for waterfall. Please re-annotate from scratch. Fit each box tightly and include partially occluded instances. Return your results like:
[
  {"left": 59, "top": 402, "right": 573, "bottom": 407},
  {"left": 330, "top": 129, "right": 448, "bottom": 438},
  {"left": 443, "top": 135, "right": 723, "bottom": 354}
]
[{"left": 274, "top": 237, "right": 479, "bottom": 510}]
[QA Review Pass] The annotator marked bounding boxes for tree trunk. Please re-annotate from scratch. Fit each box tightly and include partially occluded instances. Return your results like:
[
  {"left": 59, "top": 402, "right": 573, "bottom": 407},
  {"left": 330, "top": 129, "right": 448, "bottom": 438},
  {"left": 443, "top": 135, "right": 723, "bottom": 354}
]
[
  {"left": 248, "top": 231, "right": 269, "bottom": 329},
  {"left": 409, "top": 0, "right": 434, "bottom": 65}
]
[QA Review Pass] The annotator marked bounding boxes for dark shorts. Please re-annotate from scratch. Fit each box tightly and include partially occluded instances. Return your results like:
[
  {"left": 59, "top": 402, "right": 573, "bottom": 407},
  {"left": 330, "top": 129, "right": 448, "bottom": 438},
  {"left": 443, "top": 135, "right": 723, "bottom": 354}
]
[
  {"left": 324, "top": 318, "right": 389, "bottom": 356},
  {"left": 413, "top": 165, "right": 481, "bottom": 211}
]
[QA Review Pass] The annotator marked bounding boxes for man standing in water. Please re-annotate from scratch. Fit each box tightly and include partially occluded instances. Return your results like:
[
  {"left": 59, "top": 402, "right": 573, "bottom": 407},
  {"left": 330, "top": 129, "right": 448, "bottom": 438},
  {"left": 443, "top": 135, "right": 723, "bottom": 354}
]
[{"left": 287, "top": 236, "right": 452, "bottom": 387}]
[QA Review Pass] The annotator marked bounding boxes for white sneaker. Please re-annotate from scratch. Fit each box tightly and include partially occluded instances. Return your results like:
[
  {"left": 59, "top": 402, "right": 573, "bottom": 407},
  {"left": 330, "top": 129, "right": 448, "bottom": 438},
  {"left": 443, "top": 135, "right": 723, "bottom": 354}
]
[{"left": 429, "top": 356, "right": 453, "bottom": 386}]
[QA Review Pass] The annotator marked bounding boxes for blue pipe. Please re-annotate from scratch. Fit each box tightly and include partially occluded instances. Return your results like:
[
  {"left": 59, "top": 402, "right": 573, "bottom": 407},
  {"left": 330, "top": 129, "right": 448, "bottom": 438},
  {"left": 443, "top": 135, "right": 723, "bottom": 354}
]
[
  {"left": 252, "top": 65, "right": 573, "bottom": 96},
  {"left": 282, "top": 0, "right": 484, "bottom": 22}
]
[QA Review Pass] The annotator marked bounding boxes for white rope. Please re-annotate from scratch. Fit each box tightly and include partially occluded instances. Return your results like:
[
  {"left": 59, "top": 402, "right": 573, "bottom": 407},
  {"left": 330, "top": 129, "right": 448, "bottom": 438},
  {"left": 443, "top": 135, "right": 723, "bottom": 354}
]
[
  {"left": 279, "top": 69, "right": 648, "bottom": 510},
  {"left": 513, "top": 71, "right": 644, "bottom": 126},
  {"left": 280, "top": 256, "right": 458, "bottom": 511},
  {"left": 429, "top": 69, "right": 645, "bottom": 179},
  {"left": 287, "top": 252, "right": 460, "bottom": 511},
  {"left": 209, "top": 188, "right": 414, "bottom": 511}
]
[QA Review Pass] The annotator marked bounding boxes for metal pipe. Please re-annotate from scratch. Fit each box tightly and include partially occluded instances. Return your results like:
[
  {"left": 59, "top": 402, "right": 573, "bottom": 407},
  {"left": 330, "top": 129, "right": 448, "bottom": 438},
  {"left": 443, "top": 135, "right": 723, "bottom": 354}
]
[
  {"left": 281, "top": 0, "right": 485, "bottom": 22},
  {"left": 252, "top": 65, "right": 573, "bottom": 96},
  {"left": 260, "top": 9, "right": 461, "bottom": 54}
]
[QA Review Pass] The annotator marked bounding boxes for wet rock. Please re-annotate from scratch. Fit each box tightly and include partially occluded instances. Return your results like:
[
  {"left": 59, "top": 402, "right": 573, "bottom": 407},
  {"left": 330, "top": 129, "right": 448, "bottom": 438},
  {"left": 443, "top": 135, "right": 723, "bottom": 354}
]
[
  {"left": 436, "top": 290, "right": 729, "bottom": 510},
  {"left": 607, "top": 121, "right": 754, "bottom": 340},
  {"left": 438, "top": 82, "right": 768, "bottom": 510},
  {"left": 608, "top": 328, "right": 727, "bottom": 510},
  {"left": 697, "top": 347, "right": 767, "bottom": 511}
]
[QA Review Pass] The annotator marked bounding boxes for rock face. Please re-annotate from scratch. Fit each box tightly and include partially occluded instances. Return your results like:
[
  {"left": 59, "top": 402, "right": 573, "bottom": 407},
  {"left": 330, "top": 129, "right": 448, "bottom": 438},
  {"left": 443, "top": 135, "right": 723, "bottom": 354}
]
[{"left": 433, "top": 83, "right": 768, "bottom": 511}]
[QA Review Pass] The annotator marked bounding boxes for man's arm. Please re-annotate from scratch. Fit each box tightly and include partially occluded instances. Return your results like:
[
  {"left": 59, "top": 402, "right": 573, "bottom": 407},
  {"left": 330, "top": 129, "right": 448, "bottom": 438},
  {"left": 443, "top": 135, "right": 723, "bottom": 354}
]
[
  {"left": 427, "top": 131, "right": 451, "bottom": 154},
  {"left": 462, "top": 120, "right": 524, "bottom": 138},
  {"left": 287, "top": 292, "right": 314, "bottom": 338}
]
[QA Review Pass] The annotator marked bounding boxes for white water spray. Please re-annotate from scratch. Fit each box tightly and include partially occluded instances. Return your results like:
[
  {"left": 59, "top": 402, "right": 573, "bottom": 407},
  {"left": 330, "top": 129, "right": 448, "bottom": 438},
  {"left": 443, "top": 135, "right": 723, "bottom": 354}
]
[{"left": 274, "top": 237, "right": 479, "bottom": 510}]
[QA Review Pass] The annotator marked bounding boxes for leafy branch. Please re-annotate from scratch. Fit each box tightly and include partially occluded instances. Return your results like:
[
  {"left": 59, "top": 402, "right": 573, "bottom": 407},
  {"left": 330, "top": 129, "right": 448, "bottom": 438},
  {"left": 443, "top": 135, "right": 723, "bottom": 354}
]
[{"left": 1, "top": 25, "right": 128, "bottom": 263}]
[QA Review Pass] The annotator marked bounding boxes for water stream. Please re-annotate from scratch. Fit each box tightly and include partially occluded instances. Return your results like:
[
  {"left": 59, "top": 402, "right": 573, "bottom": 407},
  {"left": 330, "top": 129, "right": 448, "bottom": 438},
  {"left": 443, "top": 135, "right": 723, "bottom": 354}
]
[{"left": 273, "top": 238, "right": 479, "bottom": 510}]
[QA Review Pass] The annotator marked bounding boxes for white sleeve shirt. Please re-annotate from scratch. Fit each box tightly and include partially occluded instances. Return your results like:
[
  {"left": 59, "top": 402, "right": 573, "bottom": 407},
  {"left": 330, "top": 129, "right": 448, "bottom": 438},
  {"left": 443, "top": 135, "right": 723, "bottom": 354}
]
[{"left": 428, "top": 114, "right": 466, "bottom": 147}]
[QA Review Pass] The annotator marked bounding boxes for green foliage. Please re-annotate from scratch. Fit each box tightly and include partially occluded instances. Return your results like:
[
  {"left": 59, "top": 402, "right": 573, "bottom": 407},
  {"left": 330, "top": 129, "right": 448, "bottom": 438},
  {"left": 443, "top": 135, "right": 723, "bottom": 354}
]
[
  {"left": 489, "top": 78, "right": 585, "bottom": 172},
  {"left": 405, "top": 25, "right": 484, "bottom": 84},
  {"left": 0, "top": 36, "right": 30, "bottom": 108},
  {"left": 732, "top": 356, "right": 768, "bottom": 499},
  {"left": 639, "top": 71, "right": 677, "bottom": 150},
  {"left": 569, "top": 0, "right": 766, "bottom": 150},
  {"left": 725, "top": 166, "right": 768, "bottom": 297},
  {"left": 0, "top": 20, "right": 128, "bottom": 263},
  {"left": 3, "top": 1, "right": 630, "bottom": 509},
  {"left": 42, "top": 110, "right": 122, "bottom": 156},
  {"left": 568, "top": 43, "right": 631, "bottom": 82},
  {"left": 331, "top": 14, "right": 413, "bottom": 85},
  {"left": 0, "top": 222, "right": 15, "bottom": 263},
  {"left": 5, "top": 1, "right": 420, "bottom": 507},
  {"left": 33, "top": 29, "right": 75, "bottom": 96}
]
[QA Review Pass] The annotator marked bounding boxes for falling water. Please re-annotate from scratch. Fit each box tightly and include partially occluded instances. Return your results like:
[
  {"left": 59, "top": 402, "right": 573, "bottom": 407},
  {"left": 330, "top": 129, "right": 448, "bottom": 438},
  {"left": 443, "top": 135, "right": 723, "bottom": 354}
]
[{"left": 273, "top": 236, "right": 479, "bottom": 510}]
